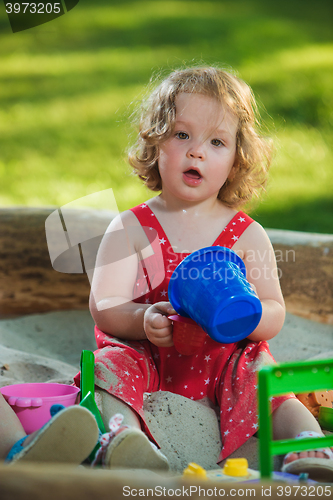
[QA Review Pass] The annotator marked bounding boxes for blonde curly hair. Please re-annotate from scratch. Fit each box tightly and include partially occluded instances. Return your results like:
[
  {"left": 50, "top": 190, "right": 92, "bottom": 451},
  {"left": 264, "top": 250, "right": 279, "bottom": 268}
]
[{"left": 128, "top": 66, "right": 272, "bottom": 208}]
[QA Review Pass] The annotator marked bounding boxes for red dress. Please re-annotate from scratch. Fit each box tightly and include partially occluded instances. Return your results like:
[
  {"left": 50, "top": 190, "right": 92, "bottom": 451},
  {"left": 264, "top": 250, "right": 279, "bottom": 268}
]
[{"left": 75, "top": 204, "right": 293, "bottom": 462}]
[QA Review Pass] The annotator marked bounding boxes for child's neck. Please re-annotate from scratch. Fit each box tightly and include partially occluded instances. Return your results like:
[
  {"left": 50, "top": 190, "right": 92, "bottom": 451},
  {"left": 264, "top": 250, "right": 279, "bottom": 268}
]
[
  {"left": 154, "top": 193, "right": 225, "bottom": 218},
  {"left": 147, "top": 194, "right": 236, "bottom": 254}
]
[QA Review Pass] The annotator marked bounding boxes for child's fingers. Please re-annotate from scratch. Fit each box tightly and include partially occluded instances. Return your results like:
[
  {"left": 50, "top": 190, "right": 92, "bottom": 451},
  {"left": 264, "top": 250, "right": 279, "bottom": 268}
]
[
  {"left": 144, "top": 303, "right": 176, "bottom": 347},
  {"left": 147, "top": 325, "right": 174, "bottom": 347},
  {"left": 145, "top": 303, "right": 173, "bottom": 328},
  {"left": 146, "top": 326, "right": 174, "bottom": 347},
  {"left": 156, "top": 337, "right": 174, "bottom": 348},
  {"left": 150, "top": 312, "right": 172, "bottom": 330},
  {"left": 154, "top": 301, "right": 176, "bottom": 316}
]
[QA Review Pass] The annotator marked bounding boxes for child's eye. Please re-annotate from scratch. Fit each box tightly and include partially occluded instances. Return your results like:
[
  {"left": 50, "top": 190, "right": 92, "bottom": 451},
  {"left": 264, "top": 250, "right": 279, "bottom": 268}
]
[
  {"left": 211, "top": 138, "right": 224, "bottom": 147},
  {"left": 175, "top": 131, "right": 189, "bottom": 140}
]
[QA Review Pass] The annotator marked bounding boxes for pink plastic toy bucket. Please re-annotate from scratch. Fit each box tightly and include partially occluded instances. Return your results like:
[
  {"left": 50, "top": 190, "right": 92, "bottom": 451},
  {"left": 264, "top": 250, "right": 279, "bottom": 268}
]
[{"left": 0, "top": 383, "right": 80, "bottom": 434}]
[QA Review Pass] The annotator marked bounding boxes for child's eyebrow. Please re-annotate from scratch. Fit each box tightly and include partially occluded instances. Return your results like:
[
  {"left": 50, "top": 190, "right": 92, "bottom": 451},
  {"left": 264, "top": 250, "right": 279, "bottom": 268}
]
[
  {"left": 214, "top": 127, "right": 234, "bottom": 138},
  {"left": 173, "top": 120, "right": 189, "bottom": 127}
]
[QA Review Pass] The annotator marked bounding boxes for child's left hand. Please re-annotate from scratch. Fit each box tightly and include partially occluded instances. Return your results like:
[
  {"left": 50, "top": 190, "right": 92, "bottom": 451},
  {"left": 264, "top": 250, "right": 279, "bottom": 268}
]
[{"left": 144, "top": 302, "right": 176, "bottom": 347}]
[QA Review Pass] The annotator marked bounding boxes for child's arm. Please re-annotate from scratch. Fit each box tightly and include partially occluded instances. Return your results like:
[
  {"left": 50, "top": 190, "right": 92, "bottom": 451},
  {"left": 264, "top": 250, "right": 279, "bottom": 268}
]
[
  {"left": 235, "top": 222, "right": 286, "bottom": 342},
  {"left": 89, "top": 211, "right": 174, "bottom": 345}
]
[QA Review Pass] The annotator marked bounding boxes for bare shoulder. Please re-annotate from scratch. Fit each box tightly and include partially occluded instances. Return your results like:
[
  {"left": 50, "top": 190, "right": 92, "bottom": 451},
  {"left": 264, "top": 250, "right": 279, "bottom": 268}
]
[
  {"left": 245, "top": 220, "right": 271, "bottom": 247},
  {"left": 104, "top": 208, "right": 154, "bottom": 255},
  {"left": 104, "top": 209, "right": 146, "bottom": 241},
  {"left": 233, "top": 219, "right": 273, "bottom": 258},
  {"left": 105, "top": 209, "right": 139, "bottom": 232}
]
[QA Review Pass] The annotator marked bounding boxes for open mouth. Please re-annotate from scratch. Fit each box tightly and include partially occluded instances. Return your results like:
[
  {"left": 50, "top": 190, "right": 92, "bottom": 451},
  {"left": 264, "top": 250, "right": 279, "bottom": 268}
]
[{"left": 184, "top": 168, "right": 202, "bottom": 180}]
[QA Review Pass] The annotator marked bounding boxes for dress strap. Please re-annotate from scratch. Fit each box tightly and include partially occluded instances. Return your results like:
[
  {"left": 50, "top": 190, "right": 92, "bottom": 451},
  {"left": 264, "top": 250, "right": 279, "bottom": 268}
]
[
  {"left": 130, "top": 203, "right": 170, "bottom": 246},
  {"left": 213, "top": 211, "right": 254, "bottom": 249}
]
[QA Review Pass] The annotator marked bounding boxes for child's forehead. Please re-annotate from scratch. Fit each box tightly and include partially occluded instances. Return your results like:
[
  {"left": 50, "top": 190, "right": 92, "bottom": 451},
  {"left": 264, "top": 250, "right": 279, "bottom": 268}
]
[{"left": 174, "top": 92, "right": 238, "bottom": 132}]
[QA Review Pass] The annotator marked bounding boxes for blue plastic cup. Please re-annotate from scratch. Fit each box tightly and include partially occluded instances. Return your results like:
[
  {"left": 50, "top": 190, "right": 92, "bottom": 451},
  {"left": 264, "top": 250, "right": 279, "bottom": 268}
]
[{"left": 168, "top": 246, "right": 262, "bottom": 344}]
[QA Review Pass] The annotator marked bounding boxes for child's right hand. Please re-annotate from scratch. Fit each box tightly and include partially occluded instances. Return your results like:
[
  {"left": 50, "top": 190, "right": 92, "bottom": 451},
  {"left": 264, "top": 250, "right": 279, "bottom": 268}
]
[{"left": 144, "top": 302, "right": 176, "bottom": 347}]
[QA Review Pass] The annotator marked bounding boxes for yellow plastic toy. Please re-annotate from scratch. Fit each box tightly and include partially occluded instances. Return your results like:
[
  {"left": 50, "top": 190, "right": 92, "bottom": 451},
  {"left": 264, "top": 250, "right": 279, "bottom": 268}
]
[
  {"left": 183, "top": 463, "right": 207, "bottom": 480},
  {"left": 223, "top": 458, "right": 248, "bottom": 477}
]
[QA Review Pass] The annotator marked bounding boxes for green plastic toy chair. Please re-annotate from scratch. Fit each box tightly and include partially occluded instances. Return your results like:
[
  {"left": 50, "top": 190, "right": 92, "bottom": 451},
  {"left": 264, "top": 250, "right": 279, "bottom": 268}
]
[{"left": 258, "top": 358, "right": 333, "bottom": 478}]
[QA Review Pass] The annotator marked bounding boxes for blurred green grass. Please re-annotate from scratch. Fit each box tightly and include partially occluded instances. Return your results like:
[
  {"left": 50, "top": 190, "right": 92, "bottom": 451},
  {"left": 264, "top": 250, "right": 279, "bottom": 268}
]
[{"left": 0, "top": 0, "right": 332, "bottom": 232}]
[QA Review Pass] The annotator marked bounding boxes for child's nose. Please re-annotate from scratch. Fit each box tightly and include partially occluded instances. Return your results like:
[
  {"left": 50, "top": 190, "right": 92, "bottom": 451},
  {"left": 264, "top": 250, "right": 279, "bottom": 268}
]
[{"left": 186, "top": 144, "right": 205, "bottom": 160}]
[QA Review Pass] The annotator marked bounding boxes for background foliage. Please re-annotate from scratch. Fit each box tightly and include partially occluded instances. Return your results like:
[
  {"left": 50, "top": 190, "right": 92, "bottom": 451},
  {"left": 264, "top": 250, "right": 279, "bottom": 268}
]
[{"left": 0, "top": 0, "right": 332, "bottom": 232}]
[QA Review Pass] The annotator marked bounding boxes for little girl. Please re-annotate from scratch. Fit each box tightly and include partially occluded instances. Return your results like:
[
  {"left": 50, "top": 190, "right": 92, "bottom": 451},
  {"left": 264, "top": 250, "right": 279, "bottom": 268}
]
[{"left": 78, "top": 66, "right": 332, "bottom": 477}]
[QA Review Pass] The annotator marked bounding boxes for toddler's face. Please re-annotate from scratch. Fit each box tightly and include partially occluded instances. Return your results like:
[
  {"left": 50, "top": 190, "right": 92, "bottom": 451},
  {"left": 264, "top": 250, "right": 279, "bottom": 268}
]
[{"left": 158, "top": 92, "right": 238, "bottom": 204}]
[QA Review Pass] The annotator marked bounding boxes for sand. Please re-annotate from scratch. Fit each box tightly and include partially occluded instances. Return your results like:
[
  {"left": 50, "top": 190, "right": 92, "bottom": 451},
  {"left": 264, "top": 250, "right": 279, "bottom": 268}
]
[{"left": 0, "top": 310, "right": 332, "bottom": 472}]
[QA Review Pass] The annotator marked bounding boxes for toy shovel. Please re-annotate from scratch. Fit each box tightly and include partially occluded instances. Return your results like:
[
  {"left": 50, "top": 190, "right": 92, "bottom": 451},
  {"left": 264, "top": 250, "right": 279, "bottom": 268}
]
[{"left": 79, "top": 349, "right": 106, "bottom": 434}]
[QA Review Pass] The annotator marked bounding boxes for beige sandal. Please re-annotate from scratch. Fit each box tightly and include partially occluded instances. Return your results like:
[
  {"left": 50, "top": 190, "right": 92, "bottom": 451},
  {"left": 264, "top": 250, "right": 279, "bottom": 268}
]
[
  {"left": 105, "top": 427, "right": 169, "bottom": 470},
  {"left": 281, "top": 431, "right": 333, "bottom": 482},
  {"left": 92, "top": 413, "right": 169, "bottom": 471},
  {"left": 6, "top": 405, "right": 99, "bottom": 465}
]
